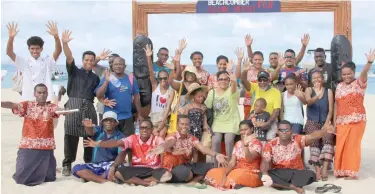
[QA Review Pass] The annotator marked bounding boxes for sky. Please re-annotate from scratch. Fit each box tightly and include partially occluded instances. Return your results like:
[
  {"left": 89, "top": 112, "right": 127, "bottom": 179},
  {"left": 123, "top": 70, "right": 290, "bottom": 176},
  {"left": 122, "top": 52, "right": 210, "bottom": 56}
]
[{"left": 1, "top": 0, "right": 375, "bottom": 67}]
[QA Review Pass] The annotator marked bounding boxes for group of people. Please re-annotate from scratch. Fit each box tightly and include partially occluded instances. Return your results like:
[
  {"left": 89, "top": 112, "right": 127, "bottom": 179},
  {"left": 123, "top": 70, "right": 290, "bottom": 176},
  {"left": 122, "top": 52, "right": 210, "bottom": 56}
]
[{"left": 2, "top": 21, "right": 374, "bottom": 194}]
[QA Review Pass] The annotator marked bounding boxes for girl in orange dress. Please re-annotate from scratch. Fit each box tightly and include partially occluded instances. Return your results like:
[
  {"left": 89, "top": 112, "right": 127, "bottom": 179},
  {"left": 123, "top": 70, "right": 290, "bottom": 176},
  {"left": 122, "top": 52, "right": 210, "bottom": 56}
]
[
  {"left": 204, "top": 120, "right": 263, "bottom": 190},
  {"left": 334, "top": 49, "right": 375, "bottom": 179}
]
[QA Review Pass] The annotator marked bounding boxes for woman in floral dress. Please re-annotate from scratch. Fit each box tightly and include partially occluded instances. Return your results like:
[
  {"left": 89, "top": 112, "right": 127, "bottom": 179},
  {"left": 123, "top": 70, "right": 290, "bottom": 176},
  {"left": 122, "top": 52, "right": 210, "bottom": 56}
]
[
  {"left": 205, "top": 120, "right": 263, "bottom": 190},
  {"left": 334, "top": 49, "right": 375, "bottom": 179}
]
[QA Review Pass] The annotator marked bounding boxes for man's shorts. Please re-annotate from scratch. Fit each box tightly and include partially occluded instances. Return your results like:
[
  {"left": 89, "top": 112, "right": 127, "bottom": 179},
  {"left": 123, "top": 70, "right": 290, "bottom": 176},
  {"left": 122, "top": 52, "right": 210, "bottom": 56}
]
[{"left": 72, "top": 161, "right": 113, "bottom": 179}]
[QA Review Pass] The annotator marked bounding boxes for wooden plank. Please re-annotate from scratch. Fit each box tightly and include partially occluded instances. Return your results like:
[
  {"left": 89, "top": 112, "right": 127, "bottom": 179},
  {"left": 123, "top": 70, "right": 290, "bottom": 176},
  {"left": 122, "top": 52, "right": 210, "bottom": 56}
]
[
  {"left": 281, "top": 1, "right": 340, "bottom": 12},
  {"left": 132, "top": 0, "right": 352, "bottom": 45}
]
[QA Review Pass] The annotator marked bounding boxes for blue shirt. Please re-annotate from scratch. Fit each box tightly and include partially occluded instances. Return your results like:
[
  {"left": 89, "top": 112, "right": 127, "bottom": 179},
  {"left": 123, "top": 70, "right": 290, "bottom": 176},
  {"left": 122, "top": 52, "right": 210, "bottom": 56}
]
[
  {"left": 153, "top": 62, "right": 171, "bottom": 79},
  {"left": 92, "top": 126, "right": 125, "bottom": 163},
  {"left": 95, "top": 74, "right": 140, "bottom": 120}
]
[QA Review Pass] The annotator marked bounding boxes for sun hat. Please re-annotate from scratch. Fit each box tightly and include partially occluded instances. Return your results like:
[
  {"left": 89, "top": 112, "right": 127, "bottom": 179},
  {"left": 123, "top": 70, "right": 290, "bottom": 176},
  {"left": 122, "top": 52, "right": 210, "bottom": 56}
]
[
  {"left": 101, "top": 111, "right": 119, "bottom": 123},
  {"left": 182, "top": 65, "right": 201, "bottom": 80},
  {"left": 185, "top": 82, "right": 209, "bottom": 101}
]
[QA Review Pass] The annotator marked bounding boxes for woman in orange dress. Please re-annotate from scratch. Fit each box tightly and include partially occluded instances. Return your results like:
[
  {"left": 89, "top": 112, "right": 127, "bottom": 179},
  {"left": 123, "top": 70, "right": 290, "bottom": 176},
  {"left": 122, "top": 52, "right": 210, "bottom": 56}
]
[
  {"left": 204, "top": 120, "right": 263, "bottom": 190},
  {"left": 334, "top": 49, "right": 375, "bottom": 179}
]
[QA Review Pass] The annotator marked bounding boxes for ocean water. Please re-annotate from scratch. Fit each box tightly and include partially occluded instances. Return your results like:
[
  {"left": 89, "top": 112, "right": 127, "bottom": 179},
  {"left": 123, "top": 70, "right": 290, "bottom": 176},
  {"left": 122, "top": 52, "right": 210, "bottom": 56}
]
[{"left": 2, "top": 64, "right": 375, "bottom": 94}]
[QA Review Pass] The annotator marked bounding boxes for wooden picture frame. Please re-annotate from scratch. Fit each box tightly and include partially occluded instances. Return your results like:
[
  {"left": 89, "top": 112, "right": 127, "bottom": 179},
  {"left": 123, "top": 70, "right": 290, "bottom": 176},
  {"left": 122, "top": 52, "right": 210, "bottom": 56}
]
[{"left": 132, "top": 0, "right": 351, "bottom": 43}]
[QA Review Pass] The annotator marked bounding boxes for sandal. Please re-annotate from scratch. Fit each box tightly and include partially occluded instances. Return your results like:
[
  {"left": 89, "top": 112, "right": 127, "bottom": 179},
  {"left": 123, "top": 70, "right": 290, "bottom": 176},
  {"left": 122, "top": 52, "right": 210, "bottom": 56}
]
[
  {"left": 321, "top": 176, "right": 328, "bottom": 181},
  {"left": 315, "top": 184, "right": 342, "bottom": 193},
  {"left": 185, "top": 183, "right": 208, "bottom": 189}
]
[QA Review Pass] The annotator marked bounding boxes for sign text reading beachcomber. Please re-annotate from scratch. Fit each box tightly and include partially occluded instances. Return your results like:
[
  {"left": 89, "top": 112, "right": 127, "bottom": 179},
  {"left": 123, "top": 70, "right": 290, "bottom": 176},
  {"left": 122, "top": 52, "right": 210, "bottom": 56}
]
[{"left": 196, "top": 0, "right": 281, "bottom": 13}]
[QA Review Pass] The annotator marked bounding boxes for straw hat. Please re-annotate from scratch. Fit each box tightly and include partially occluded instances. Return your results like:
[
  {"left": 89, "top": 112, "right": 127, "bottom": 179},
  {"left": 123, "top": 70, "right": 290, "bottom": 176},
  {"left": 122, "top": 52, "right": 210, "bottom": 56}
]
[
  {"left": 182, "top": 65, "right": 201, "bottom": 81},
  {"left": 185, "top": 82, "right": 209, "bottom": 101}
]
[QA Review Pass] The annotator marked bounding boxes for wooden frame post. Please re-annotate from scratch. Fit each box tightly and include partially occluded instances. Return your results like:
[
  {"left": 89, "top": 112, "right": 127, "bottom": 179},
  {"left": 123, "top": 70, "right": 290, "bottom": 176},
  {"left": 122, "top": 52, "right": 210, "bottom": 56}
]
[{"left": 132, "top": 0, "right": 351, "bottom": 44}]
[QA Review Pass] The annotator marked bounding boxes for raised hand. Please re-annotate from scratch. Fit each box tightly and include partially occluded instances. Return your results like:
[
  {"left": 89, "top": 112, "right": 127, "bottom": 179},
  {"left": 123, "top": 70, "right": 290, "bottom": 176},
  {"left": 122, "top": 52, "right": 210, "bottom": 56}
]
[
  {"left": 277, "top": 52, "right": 285, "bottom": 67},
  {"left": 82, "top": 118, "right": 95, "bottom": 128},
  {"left": 143, "top": 44, "right": 153, "bottom": 57},
  {"left": 294, "top": 68, "right": 305, "bottom": 77},
  {"left": 244, "top": 34, "right": 253, "bottom": 46},
  {"left": 46, "top": 21, "right": 58, "bottom": 37},
  {"left": 103, "top": 98, "right": 116, "bottom": 108},
  {"left": 243, "top": 58, "right": 251, "bottom": 72},
  {"left": 230, "top": 73, "right": 236, "bottom": 82},
  {"left": 301, "top": 33, "right": 310, "bottom": 46},
  {"left": 235, "top": 47, "right": 244, "bottom": 60},
  {"left": 104, "top": 68, "right": 111, "bottom": 81},
  {"left": 178, "top": 38, "right": 187, "bottom": 53},
  {"left": 227, "top": 59, "right": 234, "bottom": 73},
  {"left": 313, "top": 83, "right": 324, "bottom": 99},
  {"left": 61, "top": 30, "right": 73, "bottom": 43},
  {"left": 295, "top": 84, "right": 304, "bottom": 97},
  {"left": 365, "top": 48, "right": 375, "bottom": 63},
  {"left": 171, "top": 49, "right": 180, "bottom": 62},
  {"left": 83, "top": 137, "right": 98, "bottom": 148},
  {"left": 98, "top": 49, "right": 112, "bottom": 60},
  {"left": 6, "top": 22, "right": 19, "bottom": 38},
  {"left": 243, "top": 133, "right": 256, "bottom": 146},
  {"left": 216, "top": 153, "right": 228, "bottom": 167}
]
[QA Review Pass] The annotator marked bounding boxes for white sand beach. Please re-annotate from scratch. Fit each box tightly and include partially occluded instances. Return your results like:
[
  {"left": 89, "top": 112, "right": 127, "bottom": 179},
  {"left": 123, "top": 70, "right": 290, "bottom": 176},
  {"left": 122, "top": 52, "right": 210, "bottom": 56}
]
[{"left": 1, "top": 88, "right": 375, "bottom": 194}]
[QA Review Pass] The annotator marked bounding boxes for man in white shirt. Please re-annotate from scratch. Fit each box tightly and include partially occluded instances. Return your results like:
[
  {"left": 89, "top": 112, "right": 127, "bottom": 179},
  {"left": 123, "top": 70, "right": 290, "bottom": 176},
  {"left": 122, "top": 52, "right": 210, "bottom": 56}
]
[{"left": 6, "top": 21, "right": 62, "bottom": 102}]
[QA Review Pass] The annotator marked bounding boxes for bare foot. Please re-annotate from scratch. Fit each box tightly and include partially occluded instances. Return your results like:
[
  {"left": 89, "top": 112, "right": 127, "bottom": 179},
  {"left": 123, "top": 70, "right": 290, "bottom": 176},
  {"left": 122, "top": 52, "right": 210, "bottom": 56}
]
[
  {"left": 321, "top": 171, "right": 328, "bottom": 181},
  {"left": 187, "top": 181, "right": 197, "bottom": 186},
  {"left": 315, "top": 173, "right": 321, "bottom": 181},
  {"left": 315, "top": 166, "right": 321, "bottom": 181},
  {"left": 294, "top": 187, "right": 305, "bottom": 194},
  {"left": 148, "top": 181, "right": 157, "bottom": 186}
]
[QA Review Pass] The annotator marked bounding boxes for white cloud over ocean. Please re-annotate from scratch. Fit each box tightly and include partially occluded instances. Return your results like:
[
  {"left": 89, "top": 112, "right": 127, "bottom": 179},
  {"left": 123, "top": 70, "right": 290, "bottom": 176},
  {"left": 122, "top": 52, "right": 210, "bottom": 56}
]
[{"left": 1, "top": 0, "right": 375, "bottom": 66}]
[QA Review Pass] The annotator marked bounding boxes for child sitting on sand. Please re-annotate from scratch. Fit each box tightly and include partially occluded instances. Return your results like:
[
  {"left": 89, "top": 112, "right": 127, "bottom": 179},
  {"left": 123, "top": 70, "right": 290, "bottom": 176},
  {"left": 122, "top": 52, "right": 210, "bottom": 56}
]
[
  {"left": 248, "top": 98, "right": 270, "bottom": 145},
  {"left": 1, "top": 83, "right": 67, "bottom": 186}
]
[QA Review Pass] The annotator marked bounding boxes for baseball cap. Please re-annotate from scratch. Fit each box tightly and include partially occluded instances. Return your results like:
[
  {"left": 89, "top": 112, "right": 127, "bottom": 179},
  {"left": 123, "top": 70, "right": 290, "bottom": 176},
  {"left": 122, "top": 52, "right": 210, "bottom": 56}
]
[
  {"left": 101, "top": 111, "right": 119, "bottom": 123},
  {"left": 257, "top": 71, "right": 270, "bottom": 80}
]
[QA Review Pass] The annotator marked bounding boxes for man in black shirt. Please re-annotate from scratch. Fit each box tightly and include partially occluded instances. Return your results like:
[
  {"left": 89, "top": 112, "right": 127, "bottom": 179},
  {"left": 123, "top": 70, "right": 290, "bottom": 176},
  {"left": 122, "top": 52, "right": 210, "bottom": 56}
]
[
  {"left": 308, "top": 48, "right": 337, "bottom": 91},
  {"left": 60, "top": 30, "right": 101, "bottom": 176}
]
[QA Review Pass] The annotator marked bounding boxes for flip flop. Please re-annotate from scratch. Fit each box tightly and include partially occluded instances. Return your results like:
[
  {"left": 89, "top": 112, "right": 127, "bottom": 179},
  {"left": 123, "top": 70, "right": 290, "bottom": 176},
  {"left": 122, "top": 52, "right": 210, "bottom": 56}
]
[
  {"left": 185, "top": 183, "right": 208, "bottom": 189},
  {"left": 322, "top": 176, "right": 328, "bottom": 181},
  {"left": 315, "top": 184, "right": 342, "bottom": 193}
]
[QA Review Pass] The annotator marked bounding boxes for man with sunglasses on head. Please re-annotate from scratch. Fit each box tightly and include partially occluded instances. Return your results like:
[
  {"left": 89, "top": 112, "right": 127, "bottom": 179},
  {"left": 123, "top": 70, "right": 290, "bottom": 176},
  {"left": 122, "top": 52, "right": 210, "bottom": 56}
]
[
  {"left": 260, "top": 120, "right": 336, "bottom": 194},
  {"left": 241, "top": 70, "right": 281, "bottom": 141}
]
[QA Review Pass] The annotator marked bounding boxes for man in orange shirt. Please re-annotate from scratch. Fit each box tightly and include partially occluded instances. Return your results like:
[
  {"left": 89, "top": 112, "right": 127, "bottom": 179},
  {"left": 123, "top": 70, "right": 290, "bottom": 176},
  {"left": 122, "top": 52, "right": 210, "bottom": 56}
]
[
  {"left": 260, "top": 120, "right": 337, "bottom": 194},
  {"left": 84, "top": 119, "right": 174, "bottom": 186}
]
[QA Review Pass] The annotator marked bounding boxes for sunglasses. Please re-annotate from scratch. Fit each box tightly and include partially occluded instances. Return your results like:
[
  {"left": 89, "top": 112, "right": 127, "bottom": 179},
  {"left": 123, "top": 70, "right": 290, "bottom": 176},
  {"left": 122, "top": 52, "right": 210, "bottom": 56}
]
[
  {"left": 279, "top": 128, "right": 291, "bottom": 132},
  {"left": 258, "top": 79, "right": 269, "bottom": 83},
  {"left": 218, "top": 78, "right": 230, "bottom": 82},
  {"left": 158, "top": 77, "right": 168, "bottom": 81},
  {"left": 284, "top": 56, "right": 295, "bottom": 59}
]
